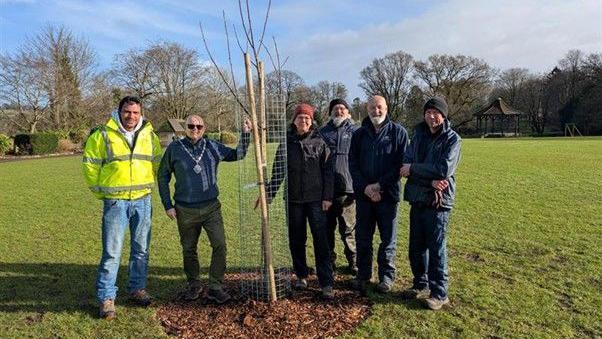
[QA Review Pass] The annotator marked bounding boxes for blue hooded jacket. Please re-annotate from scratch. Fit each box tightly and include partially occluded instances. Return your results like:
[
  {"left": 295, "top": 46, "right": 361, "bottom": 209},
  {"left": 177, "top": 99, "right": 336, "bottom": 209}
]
[
  {"left": 319, "top": 118, "right": 359, "bottom": 196},
  {"left": 403, "top": 119, "right": 461, "bottom": 209},
  {"left": 349, "top": 116, "right": 409, "bottom": 202}
]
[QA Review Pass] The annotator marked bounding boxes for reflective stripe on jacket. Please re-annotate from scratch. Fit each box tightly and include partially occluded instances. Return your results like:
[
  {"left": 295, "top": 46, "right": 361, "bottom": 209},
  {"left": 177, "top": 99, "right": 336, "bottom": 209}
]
[{"left": 82, "top": 116, "right": 162, "bottom": 200}]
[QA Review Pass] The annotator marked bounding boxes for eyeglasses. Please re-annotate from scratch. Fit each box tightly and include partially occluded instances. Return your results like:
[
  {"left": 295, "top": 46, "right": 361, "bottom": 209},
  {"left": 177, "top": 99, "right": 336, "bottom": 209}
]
[{"left": 187, "top": 124, "right": 204, "bottom": 130}]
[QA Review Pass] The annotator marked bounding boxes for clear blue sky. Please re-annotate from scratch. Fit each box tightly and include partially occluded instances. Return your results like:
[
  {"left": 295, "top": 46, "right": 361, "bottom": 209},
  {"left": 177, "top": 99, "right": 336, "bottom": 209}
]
[{"left": 1, "top": 0, "right": 601, "bottom": 99}]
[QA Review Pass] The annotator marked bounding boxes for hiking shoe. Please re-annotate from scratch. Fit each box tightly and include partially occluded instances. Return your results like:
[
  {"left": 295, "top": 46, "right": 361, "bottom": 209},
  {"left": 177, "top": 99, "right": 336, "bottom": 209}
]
[
  {"left": 376, "top": 281, "right": 392, "bottom": 294},
  {"left": 400, "top": 287, "right": 430, "bottom": 300},
  {"left": 349, "top": 278, "right": 368, "bottom": 295},
  {"left": 425, "top": 297, "right": 450, "bottom": 310},
  {"left": 294, "top": 278, "right": 308, "bottom": 290},
  {"left": 182, "top": 282, "right": 203, "bottom": 301},
  {"left": 129, "top": 289, "right": 152, "bottom": 307},
  {"left": 99, "top": 299, "right": 116, "bottom": 320},
  {"left": 322, "top": 286, "right": 335, "bottom": 300},
  {"left": 206, "top": 288, "right": 231, "bottom": 304}
]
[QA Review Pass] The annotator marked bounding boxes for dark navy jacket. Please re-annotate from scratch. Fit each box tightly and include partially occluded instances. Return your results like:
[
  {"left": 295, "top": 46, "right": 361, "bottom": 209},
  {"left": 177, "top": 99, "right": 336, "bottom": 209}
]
[
  {"left": 403, "top": 119, "right": 461, "bottom": 209},
  {"left": 157, "top": 134, "right": 250, "bottom": 210},
  {"left": 319, "top": 118, "right": 359, "bottom": 196},
  {"left": 349, "top": 116, "right": 409, "bottom": 203}
]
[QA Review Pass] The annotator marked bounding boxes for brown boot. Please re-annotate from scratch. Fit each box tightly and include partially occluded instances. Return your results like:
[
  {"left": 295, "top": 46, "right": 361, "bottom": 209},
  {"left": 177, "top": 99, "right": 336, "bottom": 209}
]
[
  {"left": 129, "top": 289, "right": 152, "bottom": 307},
  {"left": 99, "top": 299, "right": 116, "bottom": 320}
]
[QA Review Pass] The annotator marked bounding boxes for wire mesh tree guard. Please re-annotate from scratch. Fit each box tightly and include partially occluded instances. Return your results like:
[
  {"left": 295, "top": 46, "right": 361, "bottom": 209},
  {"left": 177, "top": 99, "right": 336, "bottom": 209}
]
[{"left": 237, "top": 56, "right": 291, "bottom": 302}]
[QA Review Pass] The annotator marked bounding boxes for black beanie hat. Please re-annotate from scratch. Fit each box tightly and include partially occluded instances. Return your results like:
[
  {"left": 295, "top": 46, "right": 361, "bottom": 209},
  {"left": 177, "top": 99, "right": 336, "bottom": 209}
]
[
  {"left": 328, "top": 99, "right": 350, "bottom": 114},
  {"left": 424, "top": 97, "right": 448, "bottom": 118}
]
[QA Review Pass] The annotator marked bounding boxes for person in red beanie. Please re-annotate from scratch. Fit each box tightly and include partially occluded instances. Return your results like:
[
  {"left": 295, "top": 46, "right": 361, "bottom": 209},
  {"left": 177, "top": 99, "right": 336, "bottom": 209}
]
[{"left": 263, "top": 103, "right": 336, "bottom": 299}]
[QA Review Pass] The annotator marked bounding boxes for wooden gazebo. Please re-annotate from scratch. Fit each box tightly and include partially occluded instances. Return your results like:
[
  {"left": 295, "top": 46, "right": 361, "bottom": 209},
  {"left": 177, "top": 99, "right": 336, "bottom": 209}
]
[{"left": 474, "top": 98, "right": 522, "bottom": 136}]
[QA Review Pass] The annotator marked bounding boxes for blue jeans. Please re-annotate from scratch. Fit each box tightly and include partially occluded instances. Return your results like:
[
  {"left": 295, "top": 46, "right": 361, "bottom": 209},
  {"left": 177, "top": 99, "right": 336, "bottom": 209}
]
[
  {"left": 288, "top": 201, "right": 334, "bottom": 288},
  {"left": 409, "top": 205, "right": 451, "bottom": 300},
  {"left": 355, "top": 199, "right": 398, "bottom": 284},
  {"left": 96, "top": 195, "right": 152, "bottom": 302}
]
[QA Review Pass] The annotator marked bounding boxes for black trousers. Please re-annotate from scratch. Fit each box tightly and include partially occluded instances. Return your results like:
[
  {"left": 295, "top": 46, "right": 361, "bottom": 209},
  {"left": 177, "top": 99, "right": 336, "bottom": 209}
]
[{"left": 288, "top": 201, "right": 334, "bottom": 288}]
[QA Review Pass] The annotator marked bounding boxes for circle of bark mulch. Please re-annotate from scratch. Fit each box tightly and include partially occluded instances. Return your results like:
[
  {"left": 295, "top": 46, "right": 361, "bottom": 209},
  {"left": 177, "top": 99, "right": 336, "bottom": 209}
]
[{"left": 156, "top": 273, "right": 372, "bottom": 338}]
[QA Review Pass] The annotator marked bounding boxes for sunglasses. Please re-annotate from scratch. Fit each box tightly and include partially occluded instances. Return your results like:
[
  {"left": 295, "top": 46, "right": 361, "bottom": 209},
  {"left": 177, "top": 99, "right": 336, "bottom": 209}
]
[{"left": 187, "top": 124, "right": 204, "bottom": 130}]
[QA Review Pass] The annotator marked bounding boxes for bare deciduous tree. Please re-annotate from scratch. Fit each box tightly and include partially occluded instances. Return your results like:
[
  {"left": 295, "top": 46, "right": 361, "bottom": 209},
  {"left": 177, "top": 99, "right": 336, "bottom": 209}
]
[
  {"left": 359, "top": 51, "right": 414, "bottom": 121},
  {"left": 149, "top": 42, "right": 209, "bottom": 120},
  {"left": 414, "top": 54, "right": 493, "bottom": 128},
  {"left": 0, "top": 52, "right": 49, "bottom": 133},
  {"left": 310, "top": 80, "right": 347, "bottom": 121},
  {"left": 265, "top": 69, "right": 305, "bottom": 113},
  {"left": 492, "top": 68, "right": 530, "bottom": 106},
  {"left": 24, "top": 25, "right": 96, "bottom": 130},
  {"left": 111, "top": 48, "right": 159, "bottom": 100},
  {"left": 111, "top": 41, "right": 209, "bottom": 121}
]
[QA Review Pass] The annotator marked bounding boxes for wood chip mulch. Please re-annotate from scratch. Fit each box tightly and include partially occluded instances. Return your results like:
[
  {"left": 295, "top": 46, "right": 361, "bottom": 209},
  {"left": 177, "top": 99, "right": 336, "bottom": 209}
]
[{"left": 156, "top": 273, "right": 372, "bottom": 339}]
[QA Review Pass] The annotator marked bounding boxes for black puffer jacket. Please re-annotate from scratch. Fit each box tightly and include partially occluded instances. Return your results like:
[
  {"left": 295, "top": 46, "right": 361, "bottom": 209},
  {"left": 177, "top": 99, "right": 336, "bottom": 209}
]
[{"left": 267, "top": 125, "right": 334, "bottom": 203}]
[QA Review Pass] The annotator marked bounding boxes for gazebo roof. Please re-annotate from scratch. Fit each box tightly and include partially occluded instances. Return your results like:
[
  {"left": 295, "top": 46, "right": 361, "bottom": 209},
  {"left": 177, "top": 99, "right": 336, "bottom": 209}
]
[{"left": 474, "top": 98, "right": 522, "bottom": 116}]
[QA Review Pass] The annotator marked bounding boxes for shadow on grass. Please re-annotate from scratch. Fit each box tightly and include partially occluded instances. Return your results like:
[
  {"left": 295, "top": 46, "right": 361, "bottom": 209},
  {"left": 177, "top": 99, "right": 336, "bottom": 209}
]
[{"left": 0, "top": 262, "right": 228, "bottom": 316}]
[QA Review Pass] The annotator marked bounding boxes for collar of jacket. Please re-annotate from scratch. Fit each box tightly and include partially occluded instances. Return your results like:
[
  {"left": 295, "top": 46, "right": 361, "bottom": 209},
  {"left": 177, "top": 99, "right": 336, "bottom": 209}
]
[
  {"left": 361, "top": 115, "right": 392, "bottom": 136},
  {"left": 106, "top": 116, "right": 150, "bottom": 134},
  {"left": 288, "top": 123, "right": 318, "bottom": 139},
  {"left": 326, "top": 117, "right": 354, "bottom": 129},
  {"left": 414, "top": 118, "right": 451, "bottom": 137},
  {"left": 182, "top": 136, "right": 206, "bottom": 148}
]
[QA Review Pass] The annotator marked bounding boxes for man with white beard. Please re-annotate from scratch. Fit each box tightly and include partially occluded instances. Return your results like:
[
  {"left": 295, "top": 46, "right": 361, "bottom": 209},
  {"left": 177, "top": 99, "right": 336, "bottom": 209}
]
[
  {"left": 319, "top": 99, "right": 359, "bottom": 275},
  {"left": 348, "top": 95, "right": 409, "bottom": 295}
]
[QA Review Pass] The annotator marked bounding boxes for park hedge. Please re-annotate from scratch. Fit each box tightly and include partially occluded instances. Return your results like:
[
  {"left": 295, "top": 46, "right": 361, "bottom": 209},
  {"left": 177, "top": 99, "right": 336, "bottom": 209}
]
[{"left": 13, "top": 133, "right": 60, "bottom": 155}]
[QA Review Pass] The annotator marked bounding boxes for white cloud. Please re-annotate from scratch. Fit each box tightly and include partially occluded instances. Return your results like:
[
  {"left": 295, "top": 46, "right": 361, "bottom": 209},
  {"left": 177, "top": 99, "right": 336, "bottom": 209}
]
[{"left": 278, "top": 0, "right": 602, "bottom": 99}]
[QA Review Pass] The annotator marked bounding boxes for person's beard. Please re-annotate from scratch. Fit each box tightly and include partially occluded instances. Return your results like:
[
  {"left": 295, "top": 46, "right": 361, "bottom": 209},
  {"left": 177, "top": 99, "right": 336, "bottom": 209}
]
[
  {"left": 369, "top": 115, "right": 385, "bottom": 126},
  {"left": 331, "top": 116, "right": 346, "bottom": 127}
]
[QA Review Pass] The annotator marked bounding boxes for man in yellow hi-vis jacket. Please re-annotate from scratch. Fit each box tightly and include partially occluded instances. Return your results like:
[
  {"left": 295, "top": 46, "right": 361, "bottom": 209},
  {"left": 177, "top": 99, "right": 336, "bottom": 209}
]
[{"left": 82, "top": 96, "right": 162, "bottom": 320}]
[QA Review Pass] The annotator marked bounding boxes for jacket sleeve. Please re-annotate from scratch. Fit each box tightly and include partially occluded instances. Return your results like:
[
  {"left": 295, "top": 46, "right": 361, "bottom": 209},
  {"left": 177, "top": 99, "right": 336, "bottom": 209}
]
[
  {"left": 216, "top": 132, "right": 251, "bottom": 162},
  {"left": 410, "top": 135, "right": 462, "bottom": 180},
  {"left": 82, "top": 131, "right": 105, "bottom": 199},
  {"left": 349, "top": 129, "right": 368, "bottom": 196},
  {"left": 265, "top": 142, "right": 286, "bottom": 202},
  {"left": 151, "top": 132, "right": 163, "bottom": 176},
  {"left": 321, "top": 143, "right": 334, "bottom": 201},
  {"left": 403, "top": 130, "right": 417, "bottom": 164},
  {"left": 378, "top": 127, "right": 408, "bottom": 190},
  {"left": 157, "top": 145, "right": 174, "bottom": 210}
]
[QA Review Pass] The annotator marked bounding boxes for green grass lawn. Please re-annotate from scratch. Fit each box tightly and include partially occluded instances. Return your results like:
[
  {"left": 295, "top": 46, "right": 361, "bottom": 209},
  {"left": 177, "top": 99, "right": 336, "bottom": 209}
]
[{"left": 1, "top": 137, "right": 601, "bottom": 338}]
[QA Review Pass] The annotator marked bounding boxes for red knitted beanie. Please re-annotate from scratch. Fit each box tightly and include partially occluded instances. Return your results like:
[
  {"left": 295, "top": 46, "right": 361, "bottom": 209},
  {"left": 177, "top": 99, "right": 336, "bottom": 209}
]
[{"left": 293, "top": 103, "right": 315, "bottom": 120}]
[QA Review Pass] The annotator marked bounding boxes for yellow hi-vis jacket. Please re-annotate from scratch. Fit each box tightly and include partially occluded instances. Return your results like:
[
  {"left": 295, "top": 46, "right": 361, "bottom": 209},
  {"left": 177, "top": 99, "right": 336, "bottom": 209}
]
[{"left": 82, "top": 116, "right": 162, "bottom": 200}]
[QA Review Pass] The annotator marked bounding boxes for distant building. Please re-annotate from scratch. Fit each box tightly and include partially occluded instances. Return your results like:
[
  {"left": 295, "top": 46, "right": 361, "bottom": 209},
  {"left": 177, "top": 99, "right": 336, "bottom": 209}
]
[
  {"left": 156, "top": 118, "right": 186, "bottom": 146},
  {"left": 473, "top": 98, "right": 523, "bottom": 137}
]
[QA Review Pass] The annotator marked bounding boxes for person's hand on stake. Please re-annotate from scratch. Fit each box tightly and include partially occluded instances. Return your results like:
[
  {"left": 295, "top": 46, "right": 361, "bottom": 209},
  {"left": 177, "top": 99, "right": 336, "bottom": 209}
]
[{"left": 242, "top": 118, "right": 253, "bottom": 133}]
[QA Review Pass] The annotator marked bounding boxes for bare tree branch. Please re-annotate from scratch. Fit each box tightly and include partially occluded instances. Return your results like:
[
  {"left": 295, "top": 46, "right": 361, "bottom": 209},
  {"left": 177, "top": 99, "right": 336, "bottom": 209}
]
[{"left": 199, "top": 21, "right": 249, "bottom": 115}]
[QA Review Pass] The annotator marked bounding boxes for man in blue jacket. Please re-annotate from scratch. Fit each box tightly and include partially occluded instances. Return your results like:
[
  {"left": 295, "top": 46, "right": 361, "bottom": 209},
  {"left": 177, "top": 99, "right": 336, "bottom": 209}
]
[
  {"left": 320, "top": 99, "right": 359, "bottom": 275},
  {"left": 349, "top": 95, "right": 409, "bottom": 294},
  {"left": 400, "top": 97, "right": 461, "bottom": 310},
  {"left": 157, "top": 114, "right": 251, "bottom": 304}
]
